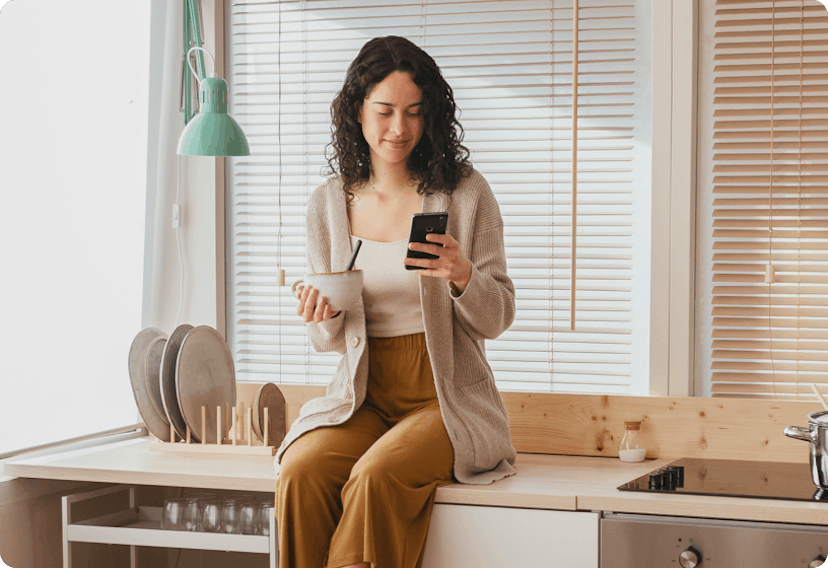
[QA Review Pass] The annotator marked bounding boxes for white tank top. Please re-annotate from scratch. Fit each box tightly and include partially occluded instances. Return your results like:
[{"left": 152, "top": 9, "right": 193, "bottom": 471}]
[{"left": 349, "top": 235, "right": 425, "bottom": 338}]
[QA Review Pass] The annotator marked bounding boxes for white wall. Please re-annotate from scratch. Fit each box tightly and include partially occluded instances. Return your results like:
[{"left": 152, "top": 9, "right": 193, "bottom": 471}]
[{"left": 144, "top": 0, "right": 222, "bottom": 335}]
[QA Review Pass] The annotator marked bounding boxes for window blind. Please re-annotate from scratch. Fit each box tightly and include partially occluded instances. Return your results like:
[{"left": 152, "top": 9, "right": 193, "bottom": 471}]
[
  {"left": 706, "top": 0, "right": 828, "bottom": 399},
  {"left": 226, "top": 0, "right": 653, "bottom": 393}
]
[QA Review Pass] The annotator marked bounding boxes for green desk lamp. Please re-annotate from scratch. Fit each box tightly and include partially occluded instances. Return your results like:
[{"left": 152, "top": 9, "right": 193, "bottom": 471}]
[{"left": 177, "top": 46, "right": 249, "bottom": 157}]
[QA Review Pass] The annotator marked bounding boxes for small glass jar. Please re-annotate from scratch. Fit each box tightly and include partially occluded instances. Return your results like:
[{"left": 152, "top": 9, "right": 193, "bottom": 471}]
[{"left": 619, "top": 421, "right": 646, "bottom": 463}]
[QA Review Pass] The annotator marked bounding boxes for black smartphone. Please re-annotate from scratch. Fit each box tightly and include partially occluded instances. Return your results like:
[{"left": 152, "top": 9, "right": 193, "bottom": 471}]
[{"left": 405, "top": 212, "right": 449, "bottom": 270}]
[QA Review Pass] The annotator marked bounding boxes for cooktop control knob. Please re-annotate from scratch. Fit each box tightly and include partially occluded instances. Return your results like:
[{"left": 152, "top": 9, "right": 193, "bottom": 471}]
[
  {"left": 808, "top": 555, "right": 826, "bottom": 568},
  {"left": 679, "top": 546, "right": 702, "bottom": 568}
]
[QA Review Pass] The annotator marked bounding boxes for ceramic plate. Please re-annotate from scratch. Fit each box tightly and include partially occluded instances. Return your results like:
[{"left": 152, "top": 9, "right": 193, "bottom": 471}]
[
  {"left": 252, "top": 383, "right": 287, "bottom": 446},
  {"left": 175, "top": 326, "right": 236, "bottom": 444},
  {"left": 160, "top": 324, "right": 194, "bottom": 440},
  {"left": 128, "top": 327, "right": 171, "bottom": 441},
  {"left": 144, "top": 337, "right": 168, "bottom": 424}
]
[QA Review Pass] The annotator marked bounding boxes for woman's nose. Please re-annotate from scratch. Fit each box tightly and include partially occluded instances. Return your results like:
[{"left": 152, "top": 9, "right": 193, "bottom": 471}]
[{"left": 390, "top": 113, "right": 405, "bottom": 134}]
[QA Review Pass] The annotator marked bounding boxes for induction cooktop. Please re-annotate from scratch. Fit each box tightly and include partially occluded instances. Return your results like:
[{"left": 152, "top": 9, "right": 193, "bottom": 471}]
[{"left": 617, "top": 457, "right": 827, "bottom": 502}]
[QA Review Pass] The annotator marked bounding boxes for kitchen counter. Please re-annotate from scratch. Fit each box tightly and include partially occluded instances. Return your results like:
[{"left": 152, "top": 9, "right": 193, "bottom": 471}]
[{"left": 5, "top": 436, "right": 828, "bottom": 525}]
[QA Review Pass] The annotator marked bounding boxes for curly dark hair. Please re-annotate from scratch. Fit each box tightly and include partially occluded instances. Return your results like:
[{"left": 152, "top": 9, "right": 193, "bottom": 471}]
[{"left": 326, "top": 36, "right": 472, "bottom": 202}]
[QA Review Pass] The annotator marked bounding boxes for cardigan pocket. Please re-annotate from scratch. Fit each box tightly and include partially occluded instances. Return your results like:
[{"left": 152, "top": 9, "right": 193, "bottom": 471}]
[{"left": 455, "top": 378, "right": 512, "bottom": 472}]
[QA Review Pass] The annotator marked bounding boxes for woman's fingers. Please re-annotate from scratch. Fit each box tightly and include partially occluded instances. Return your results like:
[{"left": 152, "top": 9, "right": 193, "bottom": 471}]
[
  {"left": 304, "top": 288, "right": 319, "bottom": 321},
  {"left": 313, "top": 296, "right": 330, "bottom": 323},
  {"left": 296, "top": 285, "right": 333, "bottom": 322}
]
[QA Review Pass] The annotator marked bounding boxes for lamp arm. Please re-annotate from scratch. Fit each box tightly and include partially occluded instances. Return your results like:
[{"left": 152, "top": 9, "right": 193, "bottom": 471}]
[
  {"left": 187, "top": 0, "right": 206, "bottom": 82},
  {"left": 183, "top": 0, "right": 192, "bottom": 124}
]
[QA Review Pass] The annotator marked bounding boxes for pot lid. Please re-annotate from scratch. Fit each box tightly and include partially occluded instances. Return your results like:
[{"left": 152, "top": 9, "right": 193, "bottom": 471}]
[{"left": 808, "top": 410, "right": 828, "bottom": 425}]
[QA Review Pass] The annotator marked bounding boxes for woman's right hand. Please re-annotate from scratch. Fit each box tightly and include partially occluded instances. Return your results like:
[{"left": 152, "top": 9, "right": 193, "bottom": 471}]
[{"left": 295, "top": 284, "right": 335, "bottom": 323}]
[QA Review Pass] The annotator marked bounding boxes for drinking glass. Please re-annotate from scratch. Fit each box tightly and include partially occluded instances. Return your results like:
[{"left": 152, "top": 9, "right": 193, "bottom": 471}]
[
  {"left": 220, "top": 499, "right": 242, "bottom": 534},
  {"left": 180, "top": 498, "right": 201, "bottom": 532},
  {"left": 187, "top": 493, "right": 217, "bottom": 531},
  {"left": 239, "top": 501, "right": 259, "bottom": 535},
  {"left": 201, "top": 500, "right": 226, "bottom": 533},
  {"left": 257, "top": 499, "right": 275, "bottom": 537},
  {"left": 161, "top": 498, "right": 191, "bottom": 531}
]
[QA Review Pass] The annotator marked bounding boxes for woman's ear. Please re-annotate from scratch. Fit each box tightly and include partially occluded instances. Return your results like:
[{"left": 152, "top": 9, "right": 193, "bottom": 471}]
[{"left": 355, "top": 102, "right": 363, "bottom": 124}]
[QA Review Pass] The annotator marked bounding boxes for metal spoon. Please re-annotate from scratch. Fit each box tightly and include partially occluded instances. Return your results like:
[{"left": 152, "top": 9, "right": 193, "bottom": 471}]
[{"left": 812, "top": 384, "right": 828, "bottom": 412}]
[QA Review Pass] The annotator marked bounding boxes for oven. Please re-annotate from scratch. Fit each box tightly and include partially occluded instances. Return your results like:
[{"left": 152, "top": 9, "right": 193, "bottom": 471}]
[
  {"left": 602, "top": 458, "right": 828, "bottom": 567},
  {"left": 601, "top": 512, "right": 828, "bottom": 568}
]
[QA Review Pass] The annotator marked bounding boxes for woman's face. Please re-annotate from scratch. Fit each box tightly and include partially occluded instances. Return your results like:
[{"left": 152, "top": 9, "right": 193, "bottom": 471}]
[{"left": 358, "top": 70, "right": 424, "bottom": 171}]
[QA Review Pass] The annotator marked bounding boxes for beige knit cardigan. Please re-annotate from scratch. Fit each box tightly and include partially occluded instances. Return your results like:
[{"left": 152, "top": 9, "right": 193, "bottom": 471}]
[{"left": 274, "top": 169, "right": 518, "bottom": 485}]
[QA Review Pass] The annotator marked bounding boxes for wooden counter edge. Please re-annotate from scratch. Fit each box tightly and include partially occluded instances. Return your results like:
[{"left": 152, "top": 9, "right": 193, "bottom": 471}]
[{"left": 3, "top": 461, "right": 277, "bottom": 494}]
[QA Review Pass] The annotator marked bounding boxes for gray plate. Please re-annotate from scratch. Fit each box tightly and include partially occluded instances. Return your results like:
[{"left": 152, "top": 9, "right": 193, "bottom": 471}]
[
  {"left": 160, "top": 324, "right": 194, "bottom": 440},
  {"left": 128, "top": 328, "right": 171, "bottom": 441},
  {"left": 175, "top": 326, "right": 236, "bottom": 444},
  {"left": 144, "top": 337, "right": 168, "bottom": 424},
  {"left": 252, "top": 383, "right": 287, "bottom": 447}
]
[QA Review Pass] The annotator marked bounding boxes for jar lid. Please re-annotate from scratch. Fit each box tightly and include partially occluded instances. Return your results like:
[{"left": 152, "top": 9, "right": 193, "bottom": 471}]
[{"left": 624, "top": 421, "right": 641, "bottom": 430}]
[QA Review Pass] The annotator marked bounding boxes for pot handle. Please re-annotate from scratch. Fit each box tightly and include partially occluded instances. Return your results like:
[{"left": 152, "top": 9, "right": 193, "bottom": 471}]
[{"left": 784, "top": 425, "right": 813, "bottom": 442}]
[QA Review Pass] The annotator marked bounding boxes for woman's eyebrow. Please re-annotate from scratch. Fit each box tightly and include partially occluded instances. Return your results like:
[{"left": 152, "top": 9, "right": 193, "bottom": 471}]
[{"left": 371, "top": 101, "right": 423, "bottom": 108}]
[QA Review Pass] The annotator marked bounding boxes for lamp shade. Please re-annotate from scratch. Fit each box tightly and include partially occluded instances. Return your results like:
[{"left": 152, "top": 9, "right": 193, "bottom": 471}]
[{"left": 177, "top": 76, "right": 249, "bottom": 156}]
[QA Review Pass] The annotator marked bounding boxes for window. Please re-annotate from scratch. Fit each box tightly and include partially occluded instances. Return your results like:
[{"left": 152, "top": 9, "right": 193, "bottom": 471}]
[
  {"left": 0, "top": 0, "right": 150, "bottom": 454},
  {"left": 226, "top": 0, "right": 654, "bottom": 394},
  {"left": 697, "top": 0, "right": 828, "bottom": 399}
]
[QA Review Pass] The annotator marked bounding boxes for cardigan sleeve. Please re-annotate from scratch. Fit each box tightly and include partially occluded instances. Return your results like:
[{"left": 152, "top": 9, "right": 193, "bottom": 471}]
[
  {"left": 303, "top": 185, "right": 347, "bottom": 354},
  {"left": 449, "top": 180, "right": 516, "bottom": 340}
]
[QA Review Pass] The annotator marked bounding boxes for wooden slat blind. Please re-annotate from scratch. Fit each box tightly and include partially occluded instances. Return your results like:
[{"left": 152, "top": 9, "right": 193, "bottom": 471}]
[
  {"left": 709, "top": 0, "right": 828, "bottom": 399},
  {"left": 226, "top": 0, "right": 653, "bottom": 394}
]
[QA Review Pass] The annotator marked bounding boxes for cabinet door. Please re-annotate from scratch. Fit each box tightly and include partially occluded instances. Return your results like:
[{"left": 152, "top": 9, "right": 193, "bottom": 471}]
[{"left": 422, "top": 504, "right": 598, "bottom": 568}]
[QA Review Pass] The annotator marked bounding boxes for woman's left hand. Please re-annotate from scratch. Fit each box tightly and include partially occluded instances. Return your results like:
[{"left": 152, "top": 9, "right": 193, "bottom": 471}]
[{"left": 405, "top": 232, "right": 472, "bottom": 293}]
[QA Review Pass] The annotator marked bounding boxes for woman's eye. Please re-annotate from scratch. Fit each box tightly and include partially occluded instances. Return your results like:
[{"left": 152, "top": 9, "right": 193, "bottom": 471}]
[{"left": 378, "top": 112, "right": 391, "bottom": 117}]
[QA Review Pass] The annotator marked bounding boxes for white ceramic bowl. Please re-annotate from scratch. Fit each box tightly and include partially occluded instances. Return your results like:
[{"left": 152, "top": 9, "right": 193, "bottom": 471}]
[{"left": 292, "top": 270, "right": 363, "bottom": 312}]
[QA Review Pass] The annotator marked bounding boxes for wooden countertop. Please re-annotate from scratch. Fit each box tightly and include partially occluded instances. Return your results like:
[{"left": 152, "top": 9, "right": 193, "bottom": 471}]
[{"left": 5, "top": 437, "right": 828, "bottom": 525}]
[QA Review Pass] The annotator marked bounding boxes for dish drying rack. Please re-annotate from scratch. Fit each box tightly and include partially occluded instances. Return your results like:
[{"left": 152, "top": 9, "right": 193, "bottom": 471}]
[{"left": 150, "top": 402, "right": 276, "bottom": 456}]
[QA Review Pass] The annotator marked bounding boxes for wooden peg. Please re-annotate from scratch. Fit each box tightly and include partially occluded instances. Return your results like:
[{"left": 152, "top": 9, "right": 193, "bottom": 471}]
[
  {"left": 264, "top": 407, "right": 270, "bottom": 447},
  {"left": 217, "top": 405, "right": 222, "bottom": 445},
  {"left": 247, "top": 407, "right": 253, "bottom": 447},
  {"left": 201, "top": 406, "right": 206, "bottom": 445},
  {"left": 170, "top": 422, "right": 175, "bottom": 443},
  {"left": 232, "top": 406, "right": 237, "bottom": 446},
  {"left": 239, "top": 402, "right": 246, "bottom": 439},
  {"left": 186, "top": 425, "right": 191, "bottom": 444}
]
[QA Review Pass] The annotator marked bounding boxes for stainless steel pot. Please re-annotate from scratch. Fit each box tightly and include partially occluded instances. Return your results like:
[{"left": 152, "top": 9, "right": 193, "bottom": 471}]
[{"left": 784, "top": 410, "right": 828, "bottom": 491}]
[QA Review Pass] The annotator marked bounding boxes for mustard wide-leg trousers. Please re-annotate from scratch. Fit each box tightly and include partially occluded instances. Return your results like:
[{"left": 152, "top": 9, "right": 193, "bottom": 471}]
[{"left": 275, "top": 333, "right": 455, "bottom": 568}]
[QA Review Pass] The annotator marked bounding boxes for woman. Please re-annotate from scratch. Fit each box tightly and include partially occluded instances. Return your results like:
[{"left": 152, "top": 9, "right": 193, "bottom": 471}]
[{"left": 274, "top": 36, "right": 516, "bottom": 568}]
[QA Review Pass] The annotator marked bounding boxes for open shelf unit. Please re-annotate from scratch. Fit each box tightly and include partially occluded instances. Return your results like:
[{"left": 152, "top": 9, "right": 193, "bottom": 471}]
[{"left": 62, "top": 485, "right": 276, "bottom": 568}]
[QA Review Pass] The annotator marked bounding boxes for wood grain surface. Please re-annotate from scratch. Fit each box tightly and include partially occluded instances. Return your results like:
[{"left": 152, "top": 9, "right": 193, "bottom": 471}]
[{"left": 244, "top": 385, "right": 817, "bottom": 463}]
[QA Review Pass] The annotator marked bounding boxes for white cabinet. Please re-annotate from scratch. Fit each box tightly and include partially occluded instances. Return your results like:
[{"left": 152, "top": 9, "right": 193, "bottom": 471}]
[{"left": 422, "top": 504, "right": 599, "bottom": 568}]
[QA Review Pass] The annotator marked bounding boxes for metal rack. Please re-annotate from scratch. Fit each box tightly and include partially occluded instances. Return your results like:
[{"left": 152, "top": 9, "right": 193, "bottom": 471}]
[{"left": 62, "top": 485, "right": 276, "bottom": 568}]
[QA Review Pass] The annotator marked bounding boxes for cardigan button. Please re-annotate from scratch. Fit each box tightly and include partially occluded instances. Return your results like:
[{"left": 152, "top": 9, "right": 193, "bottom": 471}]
[{"left": 349, "top": 337, "right": 359, "bottom": 348}]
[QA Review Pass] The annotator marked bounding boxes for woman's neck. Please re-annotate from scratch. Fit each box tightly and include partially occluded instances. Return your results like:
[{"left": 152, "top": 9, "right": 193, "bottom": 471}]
[{"left": 368, "top": 162, "right": 419, "bottom": 197}]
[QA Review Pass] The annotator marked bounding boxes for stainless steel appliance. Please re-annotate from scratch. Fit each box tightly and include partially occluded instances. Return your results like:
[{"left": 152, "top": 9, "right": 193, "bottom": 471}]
[
  {"left": 602, "top": 458, "right": 828, "bottom": 567},
  {"left": 785, "top": 410, "right": 828, "bottom": 491},
  {"left": 618, "top": 457, "right": 825, "bottom": 501},
  {"left": 601, "top": 512, "right": 828, "bottom": 568}
]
